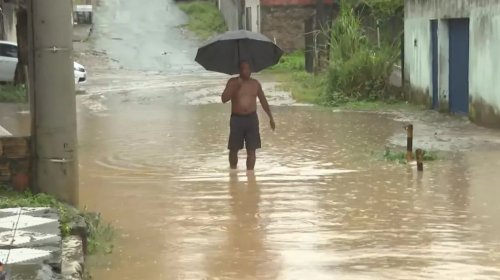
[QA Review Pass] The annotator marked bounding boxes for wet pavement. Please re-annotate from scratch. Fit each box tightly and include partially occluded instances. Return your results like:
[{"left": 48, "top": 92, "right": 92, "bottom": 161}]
[{"left": 12, "top": 0, "right": 500, "bottom": 279}]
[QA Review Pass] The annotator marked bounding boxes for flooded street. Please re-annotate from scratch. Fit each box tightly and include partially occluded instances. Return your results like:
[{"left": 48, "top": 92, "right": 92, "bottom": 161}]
[{"left": 73, "top": 0, "right": 500, "bottom": 279}]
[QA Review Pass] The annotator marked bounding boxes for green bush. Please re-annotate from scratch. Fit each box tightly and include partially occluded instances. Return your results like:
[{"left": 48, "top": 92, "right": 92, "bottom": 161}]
[
  {"left": 326, "top": 47, "right": 397, "bottom": 104},
  {"left": 325, "top": 0, "right": 400, "bottom": 105},
  {"left": 270, "top": 51, "right": 305, "bottom": 72},
  {"left": 178, "top": 1, "right": 227, "bottom": 40}
]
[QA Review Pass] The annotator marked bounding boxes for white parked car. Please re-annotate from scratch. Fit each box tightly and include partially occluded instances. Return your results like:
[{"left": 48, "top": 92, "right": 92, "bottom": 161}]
[{"left": 0, "top": 40, "right": 87, "bottom": 84}]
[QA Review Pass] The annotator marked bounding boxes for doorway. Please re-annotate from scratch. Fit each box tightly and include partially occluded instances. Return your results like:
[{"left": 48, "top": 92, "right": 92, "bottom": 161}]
[
  {"left": 448, "top": 18, "right": 470, "bottom": 114},
  {"left": 430, "top": 20, "right": 439, "bottom": 109}
]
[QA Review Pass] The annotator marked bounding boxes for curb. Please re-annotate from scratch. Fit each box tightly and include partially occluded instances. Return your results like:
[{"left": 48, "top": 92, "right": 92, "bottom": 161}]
[
  {"left": 62, "top": 235, "right": 85, "bottom": 280},
  {"left": 62, "top": 214, "right": 89, "bottom": 280}
]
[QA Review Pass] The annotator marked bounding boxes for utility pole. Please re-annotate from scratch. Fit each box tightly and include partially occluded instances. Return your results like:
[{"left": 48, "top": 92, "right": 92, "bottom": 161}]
[{"left": 28, "top": 0, "right": 79, "bottom": 206}]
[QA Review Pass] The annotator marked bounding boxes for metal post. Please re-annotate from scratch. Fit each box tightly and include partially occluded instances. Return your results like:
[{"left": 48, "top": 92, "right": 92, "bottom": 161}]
[
  {"left": 405, "top": 124, "right": 413, "bottom": 162},
  {"left": 29, "top": 0, "right": 79, "bottom": 205}
]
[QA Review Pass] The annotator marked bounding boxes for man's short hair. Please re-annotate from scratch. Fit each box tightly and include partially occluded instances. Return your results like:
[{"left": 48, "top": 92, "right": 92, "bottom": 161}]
[{"left": 240, "top": 60, "right": 250, "bottom": 67}]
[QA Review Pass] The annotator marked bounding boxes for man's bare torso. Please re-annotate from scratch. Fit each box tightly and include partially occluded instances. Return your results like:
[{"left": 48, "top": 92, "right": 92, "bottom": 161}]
[{"left": 228, "top": 77, "right": 260, "bottom": 115}]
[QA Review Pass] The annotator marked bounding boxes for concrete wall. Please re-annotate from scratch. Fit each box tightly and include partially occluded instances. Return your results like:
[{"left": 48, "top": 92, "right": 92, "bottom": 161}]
[
  {"left": 0, "top": 136, "right": 31, "bottom": 192},
  {"left": 403, "top": 17, "right": 431, "bottom": 104},
  {"left": 469, "top": 6, "right": 500, "bottom": 126},
  {"left": 219, "top": 0, "right": 242, "bottom": 31},
  {"left": 404, "top": 0, "right": 500, "bottom": 127}
]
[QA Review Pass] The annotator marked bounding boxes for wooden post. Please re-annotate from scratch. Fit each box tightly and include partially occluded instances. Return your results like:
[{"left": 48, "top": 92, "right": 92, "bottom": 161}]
[
  {"left": 405, "top": 124, "right": 413, "bottom": 161},
  {"left": 416, "top": 149, "right": 424, "bottom": 171}
]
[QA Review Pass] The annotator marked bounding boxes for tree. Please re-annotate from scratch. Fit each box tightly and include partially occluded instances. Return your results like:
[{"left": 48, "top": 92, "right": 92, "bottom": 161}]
[{"left": 14, "top": 7, "right": 28, "bottom": 86}]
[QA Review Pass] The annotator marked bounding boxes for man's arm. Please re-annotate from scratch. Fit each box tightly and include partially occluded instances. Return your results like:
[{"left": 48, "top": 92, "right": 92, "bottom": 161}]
[
  {"left": 222, "top": 78, "right": 238, "bottom": 103},
  {"left": 257, "top": 82, "right": 276, "bottom": 130}
]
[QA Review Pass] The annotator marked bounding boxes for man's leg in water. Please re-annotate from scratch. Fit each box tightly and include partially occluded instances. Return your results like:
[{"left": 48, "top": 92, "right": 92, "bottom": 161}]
[
  {"left": 229, "top": 149, "right": 238, "bottom": 169},
  {"left": 247, "top": 149, "right": 256, "bottom": 171}
]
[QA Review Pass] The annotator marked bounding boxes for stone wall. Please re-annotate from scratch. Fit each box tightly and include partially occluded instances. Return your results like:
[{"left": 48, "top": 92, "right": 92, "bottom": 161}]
[
  {"left": 0, "top": 136, "right": 31, "bottom": 191},
  {"left": 261, "top": 5, "right": 315, "bottom": 52},
  {"left": 261, "top": 4, "right": 337, "bottom": 52}
]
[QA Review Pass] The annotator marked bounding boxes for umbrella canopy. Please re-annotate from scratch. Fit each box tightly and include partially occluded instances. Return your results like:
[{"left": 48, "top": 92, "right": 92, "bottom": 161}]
[{"left": 195, "top": 30, "right": 284, "bottom": 75}]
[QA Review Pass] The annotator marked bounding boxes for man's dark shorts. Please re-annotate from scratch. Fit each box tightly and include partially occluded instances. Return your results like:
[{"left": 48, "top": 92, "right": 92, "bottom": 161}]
[{"left": 228, "top": 112, "right": 261, "bottom": 150}]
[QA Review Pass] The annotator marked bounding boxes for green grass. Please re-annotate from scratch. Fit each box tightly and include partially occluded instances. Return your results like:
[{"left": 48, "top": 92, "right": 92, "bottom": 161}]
[
  {"left": 336, "top": 100, "right": 423, "bottom": 111},
  {"left": 380, "top": 149, "right": 442, "bottom": 164},
  {"left": 269, "top": 51, "right": 306, "bottom": 72},
  {"left": 178, "top": 1, "right": 227, "bottom": 40},
  {"left": 0, "top": 185, "right": 114, "bottom": 255},
  {"left": 271, "top": 67, "right": 419, "bottom": 111},
  {"left": 273, "top": 71, "right": 326, "bottom": 104},
  {"left": 0, "top": 85, "right": 27, "bottom": 103}
]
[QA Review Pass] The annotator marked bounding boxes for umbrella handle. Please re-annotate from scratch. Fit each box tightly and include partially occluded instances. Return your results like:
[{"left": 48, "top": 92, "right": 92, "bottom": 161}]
[{"left": 237, "top": 39, "right": 240, "bottom": 68}]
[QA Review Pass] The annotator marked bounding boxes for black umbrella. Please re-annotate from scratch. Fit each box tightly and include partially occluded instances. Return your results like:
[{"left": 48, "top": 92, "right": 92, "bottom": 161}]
[{"left": 195, "top": 30, "right": 284, "bottom": 75}]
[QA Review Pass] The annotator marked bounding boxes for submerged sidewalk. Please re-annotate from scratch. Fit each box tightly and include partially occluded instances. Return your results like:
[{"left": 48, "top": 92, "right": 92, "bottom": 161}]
[{"left": 0, "top": 207, "right": 61, "bottom": 279}]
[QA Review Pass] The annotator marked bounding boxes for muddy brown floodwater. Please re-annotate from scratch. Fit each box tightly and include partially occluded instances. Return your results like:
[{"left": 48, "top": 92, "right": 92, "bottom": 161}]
[
  {"left": 76, "top": 70, "right": 500, "bottom": 280},
  {"left": 71, "top": 0, "right": 500, "bottom": 279}
]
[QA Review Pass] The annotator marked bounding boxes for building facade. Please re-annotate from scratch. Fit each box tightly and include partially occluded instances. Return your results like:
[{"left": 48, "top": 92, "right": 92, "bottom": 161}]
[
  {"left": 404, "top": 0, "right": 500, "bottom": 127},
  {"left": 219, "top": 0, "right": 337, "bottom": 52}
]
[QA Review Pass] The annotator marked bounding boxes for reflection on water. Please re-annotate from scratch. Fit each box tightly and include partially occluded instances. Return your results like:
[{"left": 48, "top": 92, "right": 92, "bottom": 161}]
[
  {"left": 77, "top": 73, "right": 500, "bottom": 279},
  {"left": 205, "top": 172, "right": 279, "bottom": 279}
]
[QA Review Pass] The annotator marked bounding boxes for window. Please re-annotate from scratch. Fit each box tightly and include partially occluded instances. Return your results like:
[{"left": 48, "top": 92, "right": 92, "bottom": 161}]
[{"left": 0, "top": 44, "right": 18, "bottom": 58}]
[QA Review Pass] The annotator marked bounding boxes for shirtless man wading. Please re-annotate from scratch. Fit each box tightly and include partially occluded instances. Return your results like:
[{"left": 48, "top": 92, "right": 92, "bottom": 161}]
[{"left": 221, "top": 61, "right": 275, "bottom": 171}]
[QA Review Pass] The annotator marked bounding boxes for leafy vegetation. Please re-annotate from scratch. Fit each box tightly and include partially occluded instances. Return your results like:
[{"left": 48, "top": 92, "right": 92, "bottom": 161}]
[
  {"left": 271, "top": 0, "right": 403, "bottom": 108},
  {"left": 269, "top": 51, "right": 306, "bottom": 72},
  {"left": 178, "top": 1, "right": 227, "bottom": 40},
  {"left": 0, "top": 185, "right": 114, "bottom": 255},
  {"left": 0, "top": 85, "right": 27, "bottom": 103},
  {"left": 381, "top": 148, "right": 442, "bottom": 164},
  {"left": 325, "top": 1, "right": 401, "bottom": 105}
]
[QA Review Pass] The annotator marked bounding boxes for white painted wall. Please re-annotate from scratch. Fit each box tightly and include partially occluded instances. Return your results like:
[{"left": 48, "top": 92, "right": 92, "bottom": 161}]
[
  {"left": 404, "top": 18, "right": 431, "bottom": 96},
  {"left": 469, "top": 6, "right": 500, "bottom": 110}
]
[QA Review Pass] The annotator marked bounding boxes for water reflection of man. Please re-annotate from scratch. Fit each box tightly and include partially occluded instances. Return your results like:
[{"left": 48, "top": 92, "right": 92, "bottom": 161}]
[
  {"left": 221, "top": 61, "right": 275, "bottom": 171},
  {"left": 0, "top": 262, "right": 6, "bottom": 280},
  {"left": 206, "top": 172, "right": 277, "bottom": 279}
]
